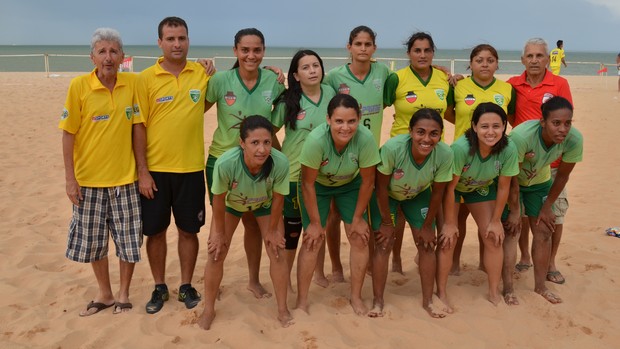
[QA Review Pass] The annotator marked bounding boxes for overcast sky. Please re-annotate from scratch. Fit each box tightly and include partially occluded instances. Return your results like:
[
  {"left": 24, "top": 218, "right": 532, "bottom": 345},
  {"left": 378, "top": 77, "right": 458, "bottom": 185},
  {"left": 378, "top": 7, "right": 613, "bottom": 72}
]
[{"left": 1, "top": 0, "right": 619, "bottom": 52}]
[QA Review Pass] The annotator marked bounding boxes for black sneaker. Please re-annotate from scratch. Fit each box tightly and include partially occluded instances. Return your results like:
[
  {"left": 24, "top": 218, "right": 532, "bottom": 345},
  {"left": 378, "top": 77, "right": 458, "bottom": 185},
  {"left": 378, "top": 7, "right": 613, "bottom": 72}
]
[
  {"left": 146, "top": 285, "right": 169, "bottom": 314},
  {"left": 178, "top": 285, "right": 201, "bottom": 309}
]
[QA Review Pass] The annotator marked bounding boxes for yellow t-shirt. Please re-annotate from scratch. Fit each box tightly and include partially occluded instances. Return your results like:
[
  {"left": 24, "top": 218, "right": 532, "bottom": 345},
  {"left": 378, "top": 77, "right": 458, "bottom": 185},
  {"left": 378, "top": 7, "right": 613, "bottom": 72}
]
[
  {"left": 135, "top": 58, "right": 210, "bottom": 173},
  {"left": 59, "top": 70, "right": 138, "bottom": 187},
  {"left": 385, "top": 66, "right": 450, "bottom": 137},
  {"left": 449, "top": 77, "right": 515, "bottom": 140},
  {"left": 549, "top": 48, "right": 565, "bottom": 75}
]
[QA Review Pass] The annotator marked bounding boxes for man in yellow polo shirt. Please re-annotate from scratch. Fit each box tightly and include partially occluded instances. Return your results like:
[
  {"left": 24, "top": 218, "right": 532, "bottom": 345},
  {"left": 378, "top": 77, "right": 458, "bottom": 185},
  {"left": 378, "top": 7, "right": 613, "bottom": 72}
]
[
  {"left": 549, "top": 40, "right": 567, "bottom": 75},
  {"left": 134, "top": 16, "right": 211, "bottom": 314},
  {"left": 60, "top": 28, "right": 142, "bottom": 316}
]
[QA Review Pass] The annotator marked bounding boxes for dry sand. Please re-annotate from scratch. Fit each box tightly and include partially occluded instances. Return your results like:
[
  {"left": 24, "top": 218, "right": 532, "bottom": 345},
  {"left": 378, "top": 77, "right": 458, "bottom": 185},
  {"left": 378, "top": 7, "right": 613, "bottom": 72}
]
[{"left": 1, "top": 72, "right": 619, "bottom": 348}]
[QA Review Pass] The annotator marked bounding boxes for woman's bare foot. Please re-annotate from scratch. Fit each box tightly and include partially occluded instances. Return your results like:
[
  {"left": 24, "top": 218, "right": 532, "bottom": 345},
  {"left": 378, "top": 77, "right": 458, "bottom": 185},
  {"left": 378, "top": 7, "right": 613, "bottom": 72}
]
[
  {"left": 436, "top": 294, "right": 454, "bottom": 314},
  {"left": 391, "top": 257, "right": 403, "bottom": 274},
  {"left": 367, "top": 299, "right": 384, "bottom": 318},
  {"left": 197, "top": 310, "right": 216, "bottom": 330},
  {"left": 294, "top": 299, "right": 310, "bottom": 315},
  {"left": 423, "top": 302, "right": 446, "bottom": 318},
  {"left": 536, "top": 289, "right": 563, "bottom": 304},
  {"left": 247, "top": 282, "right": 272, "bottom": 299},
  {"left": 330, "top": 270, "right": 345, "bottom": 283},
  {"left": 449, "top": 264, "right": 461, "bottom": 276},
  {"left": 488, "top": 292, "right": 502, "bottom": 306},
  {"left": 503, "top": 292, "right": 519, "bottom": 305},
  {"left": 313, "top": 274, "right": 329, "bottom": 288},
  {"left": 278, "top": 310, "right": 295, "bottom": 328},
  {"left": 350, "top": 298, "right": 368, "bottom": 316}
]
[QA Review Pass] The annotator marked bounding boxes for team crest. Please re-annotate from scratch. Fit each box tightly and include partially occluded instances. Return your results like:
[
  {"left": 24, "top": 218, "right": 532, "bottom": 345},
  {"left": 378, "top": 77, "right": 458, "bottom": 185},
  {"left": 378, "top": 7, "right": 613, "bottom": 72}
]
[
  {"left": 262, "top": 91, "right": 273, "bottom": 104},
  {"left": 542, "top": 92, "right": 554, "bottom": 104},
  {"left": 189, "top": 89, "right": 201, "bottom": 103},
  {"left": 224, "top": 91, "right": 236, "bottom": 106},
  {"left": 420, "top": 207, "right": 428, "bottom": 219},
  {"left": 494, "top": 94, "right": 505, "bottom": 106},
  {"left": 476, "top": 186, "right": 490, "bottom": 196},
  {"left": 435, "top": 89, "right": 445, "bottom": 101},
  {"left": 60, "top": 108, "right": 69, "bottom": 120},
  {"left": 462, "top": 164, "right": 471, "bottom": 173},
  {"left": 525, "top": 151, "right": 535, "bottom": 159},
  {"left": 231, "top": 180, "right": 238, "bottom": 189},
  {"left": 393, "top": 169, "right": 405, "bottom": 180},
  {"left": 406, "top": 91, "right": 417, "bottom": 103},
  {"left": 297, "top": 110, "right": 306, "bottom": 120},
  {"left": 349, "top": 153, "right": 358, "bottom": 165},
  {"left": 125, "top": 106, "right": 132, "bottom": 120},
  {"left": 133, "top": 104, "right": 140, "bottom": 116},
  {"left": 464, "top": 94, "right": 476, "bottom": 106},
  {"left": 320, "top": 158, "right": 329, "bottom": 167},
  {"left": 373, "top": 78, "right": 383, "bottom": 91},
  {"left": 338, "top": 83, "right": 351, "bottom": 94}
]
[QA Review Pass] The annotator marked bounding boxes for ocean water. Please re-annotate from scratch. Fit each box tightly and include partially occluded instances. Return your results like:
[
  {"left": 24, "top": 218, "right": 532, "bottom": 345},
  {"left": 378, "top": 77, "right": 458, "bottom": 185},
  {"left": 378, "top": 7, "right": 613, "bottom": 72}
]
[{"left": 0, "top": 45, "right": 617, "bottom": 76}]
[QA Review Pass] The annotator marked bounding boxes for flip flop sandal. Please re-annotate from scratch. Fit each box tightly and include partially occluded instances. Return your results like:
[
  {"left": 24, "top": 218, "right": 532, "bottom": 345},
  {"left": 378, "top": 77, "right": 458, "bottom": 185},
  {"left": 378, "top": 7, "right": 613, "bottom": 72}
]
[
  {"left": 113, "top": 302, "right": 133, "bottom": 314},
  {"left": 546, "top": 270, "right": 566, "bottom": 284},
  {"left": 79, "top": 301, "right": 114, "bottom": 317}
]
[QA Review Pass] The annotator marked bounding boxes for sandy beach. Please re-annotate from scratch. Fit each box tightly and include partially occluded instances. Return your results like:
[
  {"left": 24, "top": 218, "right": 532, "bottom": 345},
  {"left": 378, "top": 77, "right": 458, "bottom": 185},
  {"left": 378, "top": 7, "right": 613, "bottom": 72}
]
[{"left": 1, "top": 72, "right": 619, "bottom": 349}]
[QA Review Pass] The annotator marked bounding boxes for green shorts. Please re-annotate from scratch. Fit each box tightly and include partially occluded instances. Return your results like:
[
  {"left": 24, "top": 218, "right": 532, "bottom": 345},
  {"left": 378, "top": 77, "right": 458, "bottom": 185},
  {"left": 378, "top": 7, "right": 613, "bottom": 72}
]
[
  {"left": 455, "top": 182, "right": 497, "bottom": 204},
  {"left": 226, "top": 205, "right": 271, "bottom": 218},
  {"left": 284, "top": 182, "right": 301, "bottom": 218},
  {"left": 520, "top": 180, "right": 553, "bottom": 218},
  {"left": 388, "top": 187, "right": 432, "bottom": 230},
  {"left": 300, "top": 175, "right": 365, "bottom": 229},
  {"left": 205, "top": 154, "right": 217, "bottom": 204},
  {"left": 550, "top": 168, "right": 569, "bottom": 224}
]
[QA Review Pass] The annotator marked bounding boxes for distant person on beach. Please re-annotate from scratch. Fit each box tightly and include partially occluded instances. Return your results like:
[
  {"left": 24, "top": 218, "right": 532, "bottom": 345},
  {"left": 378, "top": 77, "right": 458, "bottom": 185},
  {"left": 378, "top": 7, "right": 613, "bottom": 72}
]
[
  {"left": 318, "top": 25, "right": 392, "bottom": 285},
  {"left": 296, "top": 94, "right": 380, "bottom": 316},
  {"left": 60, "top": 27, "right": 141, "bottom": 316},
  {"left": 507, "top": 38, "right": 573, "bottom": 298},
  {"left": 549, "top": 40, "right": 567, "bottom": 75},
  {"left": 198, "top": 115, "right": 293, "bottom": 330},
  {"left": 370, "top": 108, "right": 452, "bottom": 318},
  {"left": 443, "top": 44, "right": 515, "bottom": 277},
  {"left": 203, "top": 28, "right": 285, "bottom": 300},
  {"left": 504, "top": 96, "right": 582, "bottom": 304},
  {"left": 133, "top": 16, "right": 210, "bottom": 314},
  {"left": 271, "top": 49, "right": 336, "bottom": 291}
]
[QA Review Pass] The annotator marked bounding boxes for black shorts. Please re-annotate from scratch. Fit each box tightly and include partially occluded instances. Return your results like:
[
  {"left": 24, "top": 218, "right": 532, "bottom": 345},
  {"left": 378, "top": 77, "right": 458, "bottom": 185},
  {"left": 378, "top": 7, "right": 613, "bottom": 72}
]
[{"left": 141, "top": 171, "right": 206, "bottom": 236}]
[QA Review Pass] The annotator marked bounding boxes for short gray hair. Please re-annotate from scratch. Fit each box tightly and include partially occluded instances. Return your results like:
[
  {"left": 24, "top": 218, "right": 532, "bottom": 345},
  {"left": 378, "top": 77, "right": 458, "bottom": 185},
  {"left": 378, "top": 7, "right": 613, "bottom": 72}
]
[
  {"left": 522, "top": 38, "right": 548, "bottom": 56},
  {"left": 91, "top": 28, "right": 123, "bottom": 53}
]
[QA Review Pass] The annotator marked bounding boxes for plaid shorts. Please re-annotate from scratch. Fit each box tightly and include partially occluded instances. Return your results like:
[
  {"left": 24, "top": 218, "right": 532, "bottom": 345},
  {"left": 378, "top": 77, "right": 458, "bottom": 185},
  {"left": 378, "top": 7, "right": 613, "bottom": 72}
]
[{"left": 66, "top": 182, "right": 142, "bottom": 263}]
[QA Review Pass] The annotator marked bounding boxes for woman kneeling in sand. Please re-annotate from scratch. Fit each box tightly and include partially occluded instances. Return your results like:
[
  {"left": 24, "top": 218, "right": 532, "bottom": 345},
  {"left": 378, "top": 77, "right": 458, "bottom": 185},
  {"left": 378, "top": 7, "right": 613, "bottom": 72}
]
[{"left": 198, "top": 115, "right": 293, "bottom": 329}]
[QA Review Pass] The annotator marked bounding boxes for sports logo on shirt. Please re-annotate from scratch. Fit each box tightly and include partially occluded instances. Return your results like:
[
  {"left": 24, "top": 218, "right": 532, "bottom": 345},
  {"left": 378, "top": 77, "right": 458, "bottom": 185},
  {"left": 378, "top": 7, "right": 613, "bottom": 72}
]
[
  {"left": 464, "top": 94, "right": 476, "bottom": 106},
  {"left": 91, "top": 114, "right": 110, "bottom": 122},
  {"left": 476, "top": 186, "right": 489, "bottom": 196},
  {"left": 420, "top": 207, "right": 428, "bottom": 219},
  {"left": 125, "top": 106, "right": 132, "bottom": 120},
  {"left": 393, "top": 169, "right": 405, "bottom": 180},
  {"left": 225, "top": 91, "right": 236, "bottom": 106},
  {"left": 494, "top": 94, "right": 505, "bottom": 106},
  {"left": 525, "top": 151, "right": 535, "bottom": 159},
  {"left": 462, "top": 164, "right": 471, "bottom": 173},
  {"left": 542, "top": 92, "right": 554, "bottom": 104},
  {"left": 60, "top": 108, "right": 69, "bottom": 120},
  {"left": 406, "top": 91, "right": 417, "bottom": 103},
  {"left": 262, "top": 91, "right": 273, "bottom": 104},
  {"left": 133, "top": 104, "right": 140, "bottom": 116},
  {"left": 373, "top": 78, "right": 383, "bottom": 91},
  {"left": 338, "top": 83, "right": 351, "bottom": 94},
  {"left": 349, "top": 153, "right": 358, "bottom": 165},
  {"left": 231, "top": 180, "right": 238, "bottom": 189},
  {"left": 320, "top": 158, "right": 329, "bottom": 166},
  {"left": 189, "top": 89, "right": 201, "bottom": 103},
  {"left": 156, "top": 96, "right": 173, "bottom": 104},
  {"left": 435, "top": 89, "right": 445, "bottom": 101},
  {"left": 297, "top": 110, "right": 306, "bottom": 120}
]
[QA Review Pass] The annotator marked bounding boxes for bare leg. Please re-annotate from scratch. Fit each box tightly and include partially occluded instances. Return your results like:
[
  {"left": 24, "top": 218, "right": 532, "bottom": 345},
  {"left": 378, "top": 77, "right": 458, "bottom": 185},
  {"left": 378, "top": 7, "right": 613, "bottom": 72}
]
[
  {"left": 369, "top": 232, "right": 394, "bottom": 317},
  {"left": 451, "top": 206, "right": 469, "bottom": 275},
  {"left": 517, "top": 218, "right": 532, "bottom": 269},
  {"left": 391, "top": 208, "right": 406, "bottom": 274},
  {"left": 436, "top": 203, "right": 458, "bottom": 313},
  {"left": 198, "top": 214, "right": 239, "bottom": 330},
  {"left": 242, "top": 213, "right": 271, "bottom": 298},
  {"left": 344, "top": 223, "right": 369, "bottom": 316},
  {"left": 178, "top": 228, "right": 199, "bottom": 285},
  {"left": 283, "top": 249, "right": 297, "bottom": 292},
  {"left": 312, "top": 240, "right": 329, "bottom": 287},
  {"left": 530, "top": 217, "right": 562, "bottom": 304},
  {"left": 501, "top": 226, "right": 520, "bottom": 305},
  {"left": 296, "top": 237, "right": 322, "bottom": 314},
  {"left": 325, "top": 203, "right": 344, "bottom": 282},
  {"left": 146, "top": 230, "right": 167, "bottom": 285},
  {"left": 415, "top": 236, "right": 444, "bottom": 318},
  {"left": 114, "top": 260, "right": 136, "bottom": 313},
  {"left": 80, "top": 257, "right": 115, "bottom": 316},
  {"left": 547, "top": 223, "right": 565, "bottom": 283}
]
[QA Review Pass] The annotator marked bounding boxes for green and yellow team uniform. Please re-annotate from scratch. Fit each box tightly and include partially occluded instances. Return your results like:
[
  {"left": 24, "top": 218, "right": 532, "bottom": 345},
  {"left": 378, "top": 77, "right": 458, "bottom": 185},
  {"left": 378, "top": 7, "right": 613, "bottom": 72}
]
[
  {"left": 60, "top": 70, "right": 138, "bottom": 187},
  {"left": 509, "top": 120, "right": 583, "bottom": 216},
  {"left": 207, "top": 68, "right": 285, "bottom": 158},
  {"left": 212, "top": 146, "right": 289, "bottom": 216},
  {"left": 448, "top": 77, "right": 515, "bottom": 140},
  {"left": 272, "top": 85, "right": 336, "bottom": 217},
  {"left": 325, "top": 62, "right": 391, "bottom": 145},
  {"left": 384, "top": 66, "right": 452, "bottom": 137},
  {"left": 451, "top": 135, "right": 519, "bottom": 202},
  {"left": 549, "top": 48, "right": 565, "bottom": 75},
  {"left": 299, "top": 124, "right": 380, "bottom": 227},
  {"left": 134, "top": 58, "right": 210, "bottom": 173},
  {"left": 372, "top": 134, "right": 453, "bottom": 229}
]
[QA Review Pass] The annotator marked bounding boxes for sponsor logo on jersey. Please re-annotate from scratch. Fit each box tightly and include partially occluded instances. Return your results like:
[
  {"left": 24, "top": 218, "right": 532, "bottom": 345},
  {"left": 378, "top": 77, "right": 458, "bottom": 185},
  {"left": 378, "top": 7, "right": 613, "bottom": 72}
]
[
  {"left": 494, "top": 94, "right": 505, "bottom": 106},
  {"left": 462, "top": 164, "right": 471, "bottom": 173},
  {"left": 297, "top": 110, "right": 306, "bottom": 120},
  {"left": 225, "top": 91, "right": 236, "bottom": 106},
  {"left": 91, "top": 114, "right": 110, "bottom": 122},
  {"left": 156, "top": 96, "right": 173, "bottom": 104},
  {"left": 464, "top": 94, "right": 476, "bottom": 106},
  {"left": 262, "top": 91, "right": 273, "bottom": 104},
  {"left": 60, "top": 108, "right": 69, "bottom": 120},
  {"left": 231, "top": 180, "right": 238, "bottom": 189},
  {"left": 320, "top": 158, "right": 329, "bottom": 166},
  {"left": 338, "top": 83, "right": 350, "bottom": 94},
  {"left": 133, "top": 104, "right": 140, "bottom": 116},
  {"left": 406, "top": 91, "right": 417, "bottom": 103},
  {"left": 525, "top": 151, "right": 535, "bottom": 159},
  {"left": 189, "top": 89, "right": 201, "bottom": 103},
  {"left": 542, "top": 92, "right": 554, "bottom": 104},
  {"left": 125, "top": 106, "right": 132, "bottom": 120},
  {"left": 393, "top": 169, "right": 405, "bottom": 180},
  {"left": 435, "top": 89, "right": 445, "bottom": 101}
]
